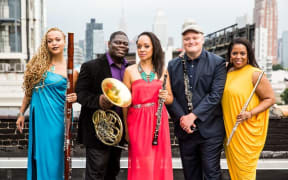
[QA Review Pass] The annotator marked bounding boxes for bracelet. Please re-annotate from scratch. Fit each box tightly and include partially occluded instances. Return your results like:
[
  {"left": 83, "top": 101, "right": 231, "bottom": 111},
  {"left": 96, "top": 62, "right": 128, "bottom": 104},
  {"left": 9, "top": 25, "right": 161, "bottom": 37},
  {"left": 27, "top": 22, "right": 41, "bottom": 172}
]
[
  {"left": 249, "top": 111, "right": 253, "bottom": 118},
  {"left": 17, "top": 112, "right": 24, "bottom": 117}
]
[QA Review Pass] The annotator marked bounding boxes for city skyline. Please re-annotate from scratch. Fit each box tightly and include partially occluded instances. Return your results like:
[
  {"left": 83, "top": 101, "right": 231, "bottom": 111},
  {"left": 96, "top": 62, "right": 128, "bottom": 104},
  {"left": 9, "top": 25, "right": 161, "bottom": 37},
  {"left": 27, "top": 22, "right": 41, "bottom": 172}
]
[{"left": 47, "top": 0, "right": 288, "bottom": 48}]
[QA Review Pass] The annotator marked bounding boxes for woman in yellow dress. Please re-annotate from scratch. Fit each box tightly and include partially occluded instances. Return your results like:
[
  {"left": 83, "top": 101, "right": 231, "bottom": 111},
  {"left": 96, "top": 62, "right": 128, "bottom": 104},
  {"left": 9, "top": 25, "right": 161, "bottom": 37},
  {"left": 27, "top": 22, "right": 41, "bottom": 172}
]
[{"left": 222, "top": 38, "right": 275, "bottom": 180}]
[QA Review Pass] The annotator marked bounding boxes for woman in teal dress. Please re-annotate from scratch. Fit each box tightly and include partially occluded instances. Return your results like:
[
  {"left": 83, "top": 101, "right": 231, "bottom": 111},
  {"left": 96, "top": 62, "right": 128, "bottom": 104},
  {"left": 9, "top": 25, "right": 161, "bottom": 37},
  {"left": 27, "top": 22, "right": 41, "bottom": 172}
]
[{"left": 16, "top": 27, "right": 78, "bottom": 180}]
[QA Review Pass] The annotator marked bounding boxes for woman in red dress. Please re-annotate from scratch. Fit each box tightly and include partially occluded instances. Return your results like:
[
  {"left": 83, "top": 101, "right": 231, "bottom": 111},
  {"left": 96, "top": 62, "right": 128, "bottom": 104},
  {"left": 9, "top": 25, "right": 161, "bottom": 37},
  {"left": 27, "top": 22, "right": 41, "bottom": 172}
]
[{"left": 123, "top": 32, "right": 174, "bottom": 180}]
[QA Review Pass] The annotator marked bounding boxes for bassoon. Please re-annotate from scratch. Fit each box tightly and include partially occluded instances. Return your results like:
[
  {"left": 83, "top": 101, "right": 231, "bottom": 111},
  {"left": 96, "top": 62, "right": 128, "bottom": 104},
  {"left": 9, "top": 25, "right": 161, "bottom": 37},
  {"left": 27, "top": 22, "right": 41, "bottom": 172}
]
[
  {"left": 152, "top": 73, "right": 167, "bottom": 145},
  {"left": 64, "top": 33, "right": 74, "bottom": 179}
]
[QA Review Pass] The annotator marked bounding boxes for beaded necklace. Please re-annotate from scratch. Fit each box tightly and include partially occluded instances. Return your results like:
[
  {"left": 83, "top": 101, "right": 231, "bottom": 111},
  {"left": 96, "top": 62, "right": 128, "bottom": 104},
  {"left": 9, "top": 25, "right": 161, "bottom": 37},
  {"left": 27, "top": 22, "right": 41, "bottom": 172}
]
[{"left": 138, "top": 63, "right": 155, "bottom": 83}]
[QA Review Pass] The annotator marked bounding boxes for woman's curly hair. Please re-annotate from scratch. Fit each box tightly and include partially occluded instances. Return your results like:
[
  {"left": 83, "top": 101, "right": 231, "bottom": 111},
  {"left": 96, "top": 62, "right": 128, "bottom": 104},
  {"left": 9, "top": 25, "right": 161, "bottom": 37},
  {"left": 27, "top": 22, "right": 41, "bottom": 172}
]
[{"left": 23, "top": 27, "right": 65, "bottom": 99}]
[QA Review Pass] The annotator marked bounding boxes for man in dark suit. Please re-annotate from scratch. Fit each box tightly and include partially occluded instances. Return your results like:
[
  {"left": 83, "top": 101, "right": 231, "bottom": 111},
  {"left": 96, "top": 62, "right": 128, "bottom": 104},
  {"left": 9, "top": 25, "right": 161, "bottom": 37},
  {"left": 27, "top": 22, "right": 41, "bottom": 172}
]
[
  {"left": 76, "top": 31, "right": 129, "bottom": 180},
  {"left": 166, "top": 20, "right": 226, "bottom": 179}
]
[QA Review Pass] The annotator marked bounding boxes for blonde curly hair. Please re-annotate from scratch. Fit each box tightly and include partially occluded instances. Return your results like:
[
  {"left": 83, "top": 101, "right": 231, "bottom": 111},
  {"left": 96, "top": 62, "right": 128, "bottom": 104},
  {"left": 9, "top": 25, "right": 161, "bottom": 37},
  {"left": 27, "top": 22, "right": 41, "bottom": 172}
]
[{"left": 23, "top": 27, "right": 66, "bottom": 99}]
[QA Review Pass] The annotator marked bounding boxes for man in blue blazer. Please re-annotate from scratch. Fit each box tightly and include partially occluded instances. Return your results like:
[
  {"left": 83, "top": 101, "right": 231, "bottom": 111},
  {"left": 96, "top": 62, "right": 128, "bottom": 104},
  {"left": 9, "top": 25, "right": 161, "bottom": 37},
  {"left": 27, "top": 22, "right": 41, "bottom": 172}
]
[{"left": 167, "top": 20, "right": 226, "bottom": 179}]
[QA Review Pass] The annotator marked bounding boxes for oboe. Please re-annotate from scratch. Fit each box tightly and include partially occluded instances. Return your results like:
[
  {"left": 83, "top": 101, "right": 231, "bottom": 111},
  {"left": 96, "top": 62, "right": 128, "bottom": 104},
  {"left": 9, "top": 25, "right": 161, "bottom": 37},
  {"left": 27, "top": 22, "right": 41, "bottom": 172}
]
[
  {"left": 226, "top": 71, "right": 264, "bottom": 146},
  {"left": 64, "top": 33, "right": 74, "bottom": 180},
  {"left": 152, "top": 73, "right": 168, "bottom": 145}
]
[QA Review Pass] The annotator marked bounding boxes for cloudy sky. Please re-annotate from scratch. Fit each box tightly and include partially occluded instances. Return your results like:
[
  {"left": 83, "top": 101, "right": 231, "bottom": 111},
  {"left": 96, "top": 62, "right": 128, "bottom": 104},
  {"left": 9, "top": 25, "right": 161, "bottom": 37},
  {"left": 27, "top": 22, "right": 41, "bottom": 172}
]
[{"left": 47, "top": 0, "right": 288, "bottom": 47}]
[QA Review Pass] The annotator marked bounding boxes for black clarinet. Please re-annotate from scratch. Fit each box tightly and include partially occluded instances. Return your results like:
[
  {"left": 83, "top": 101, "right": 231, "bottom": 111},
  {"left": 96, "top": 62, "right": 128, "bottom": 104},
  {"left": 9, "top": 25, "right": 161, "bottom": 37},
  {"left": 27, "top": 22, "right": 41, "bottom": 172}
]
[{"left": 152, "top": 73, "right": 168, "bottom": 145}]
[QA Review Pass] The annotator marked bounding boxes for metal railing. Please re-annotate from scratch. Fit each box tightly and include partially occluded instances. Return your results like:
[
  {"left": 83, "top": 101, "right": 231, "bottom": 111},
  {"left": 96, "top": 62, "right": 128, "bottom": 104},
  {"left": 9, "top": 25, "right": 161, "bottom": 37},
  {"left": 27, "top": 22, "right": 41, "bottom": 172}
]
[{"left": 1, "top": 157, "right": 288, "bottom": 170}]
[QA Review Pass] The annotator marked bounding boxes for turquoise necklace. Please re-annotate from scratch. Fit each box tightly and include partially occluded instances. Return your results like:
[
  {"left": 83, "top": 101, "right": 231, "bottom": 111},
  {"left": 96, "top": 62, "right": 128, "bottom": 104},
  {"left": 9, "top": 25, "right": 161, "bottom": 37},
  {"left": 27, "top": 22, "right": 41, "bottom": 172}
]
[
  {"left": 138, "top": 63, "right": 155, "bottom": 83},
  {"left": 50, "top": 64, "right": 56, "bottom": 72}
]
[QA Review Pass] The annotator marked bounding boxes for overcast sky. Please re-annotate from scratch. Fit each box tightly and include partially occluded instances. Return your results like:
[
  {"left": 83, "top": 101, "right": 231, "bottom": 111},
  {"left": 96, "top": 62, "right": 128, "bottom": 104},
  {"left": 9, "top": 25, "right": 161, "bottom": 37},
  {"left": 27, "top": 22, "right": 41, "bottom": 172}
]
[{"left": 47, "top": 0, "right": 288, "bottom": 48}]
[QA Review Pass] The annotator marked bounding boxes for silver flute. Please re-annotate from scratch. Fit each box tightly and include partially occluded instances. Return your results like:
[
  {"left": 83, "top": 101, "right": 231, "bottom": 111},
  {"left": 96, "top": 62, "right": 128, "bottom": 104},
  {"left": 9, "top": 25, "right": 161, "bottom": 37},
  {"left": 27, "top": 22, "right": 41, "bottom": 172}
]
[
  {"left": 226, "top": 71, "right": 264, "bottom": 146},
  {"left": 152, "top": 73, "right": 168, "bottom": 145}
]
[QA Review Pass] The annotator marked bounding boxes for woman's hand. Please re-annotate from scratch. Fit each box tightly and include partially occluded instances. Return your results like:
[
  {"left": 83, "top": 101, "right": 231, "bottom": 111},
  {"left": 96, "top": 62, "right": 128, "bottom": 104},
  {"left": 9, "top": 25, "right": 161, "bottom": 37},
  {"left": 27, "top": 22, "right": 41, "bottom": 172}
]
[
  {"left": 236, "top": 111, "right": 252, "bottom": 123},
  {"left": 66, "top": 93, "right": 77, "bottom": 103},
  {"left": 16, "top": 116, "right": 25, "bottom": 133},
  {"left": 159, "top": 89, "right": 168, "bottom": 101}
]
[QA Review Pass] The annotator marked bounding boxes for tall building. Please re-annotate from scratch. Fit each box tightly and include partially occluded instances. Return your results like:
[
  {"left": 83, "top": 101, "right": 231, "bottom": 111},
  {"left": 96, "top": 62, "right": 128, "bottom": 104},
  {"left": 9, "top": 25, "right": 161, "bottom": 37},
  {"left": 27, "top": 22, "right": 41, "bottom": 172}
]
[
  {"left": 281, "top": 31, "right": 288, "bottom": 68},
  {"left": 93, "top": 29, "right": 105, "bottom": 58},
  {"left": 254, "top": 26, "right": 270, "bottom": 75},
  {"left": 152, "top": 9, "right": 168, "bottom": 50},
  {"left": 236, "top": 14, "right": 251, "bottom": 28},
  {"left": 0, "top": 0, "right": 46, "bottom": 66},
  {"left": 64, "top": 42, "right": 85, "bottom": 71},
  {"left": 129, "top": 35, "right": 138, "bottom": 53},
  {"left": 278, "top": 38, "right": 282, "bottom": 65},
  {"left": 167, "top": 37, "right": 174, "bottom": 48},
  {"left": 0, "top": 0, "right": 46, "bottom": 107},
  {"left": 254, "top": 0, "right": 278, "bottom": 70},
  {"left": 85, "top": 18, "right": 103, "bottom": 61},
  {"left": 118, "top": 0, "right": 127, "bottom": 33},
  {"left": 78, "top": 39, "right": 85, "bottom": 59}
]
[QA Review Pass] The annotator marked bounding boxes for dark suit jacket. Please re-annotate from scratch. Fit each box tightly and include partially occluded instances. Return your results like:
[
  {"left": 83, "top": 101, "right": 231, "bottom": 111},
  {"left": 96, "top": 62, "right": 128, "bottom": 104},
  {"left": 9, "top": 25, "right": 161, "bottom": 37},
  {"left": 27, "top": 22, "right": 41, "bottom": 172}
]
[
  {"left": 76, "top": 55, "right": 115, "bottom": 148},
  {"left": 166, "top": 49, "right": 226, "bottom": 139}
]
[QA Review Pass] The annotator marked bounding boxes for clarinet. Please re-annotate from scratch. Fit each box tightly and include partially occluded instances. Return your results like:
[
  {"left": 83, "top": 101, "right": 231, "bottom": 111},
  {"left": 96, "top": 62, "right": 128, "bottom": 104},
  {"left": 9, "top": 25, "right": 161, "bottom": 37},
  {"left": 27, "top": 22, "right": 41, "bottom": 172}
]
[
  {"left": 64, "top": 33, "right": 74, "bottom": 180},
  {"left": 181, "top": 56, "right": 197, "bottom": 131},
  {"left": 152, "top": 73, "right": 168, "bottom": 145}
]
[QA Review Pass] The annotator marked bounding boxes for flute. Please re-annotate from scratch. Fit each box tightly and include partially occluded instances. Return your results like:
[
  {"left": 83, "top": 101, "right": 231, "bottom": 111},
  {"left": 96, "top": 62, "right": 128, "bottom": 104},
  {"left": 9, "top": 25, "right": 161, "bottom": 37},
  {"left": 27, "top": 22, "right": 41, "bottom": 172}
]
[
  {"left": 226, "top": 71, "right": 264, "bottom": 146},
  {"left": 64, "top": 33, "right": 74, "bottom": 180},
  {"left": 152, "top": 73, "right": 168, "bottom": 145}
]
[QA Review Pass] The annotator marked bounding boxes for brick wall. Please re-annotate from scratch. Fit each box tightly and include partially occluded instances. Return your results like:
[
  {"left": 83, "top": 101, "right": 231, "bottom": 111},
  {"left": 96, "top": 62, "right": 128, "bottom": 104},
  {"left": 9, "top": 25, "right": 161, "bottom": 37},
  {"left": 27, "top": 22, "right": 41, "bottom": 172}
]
[
  {"left": 1, "top": 114, "right": 288, "bottom": 153},
  {"left": 0, "top": 115, "right": 28, "bottom": 148},
  {"left": 264, "top": 117, "right": 288, "bottom": 151}
]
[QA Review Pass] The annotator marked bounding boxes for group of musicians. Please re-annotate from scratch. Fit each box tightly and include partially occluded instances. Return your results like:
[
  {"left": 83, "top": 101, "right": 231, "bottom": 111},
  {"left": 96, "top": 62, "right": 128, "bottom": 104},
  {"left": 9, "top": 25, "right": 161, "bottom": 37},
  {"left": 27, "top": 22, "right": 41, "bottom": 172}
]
[{"left": 16, "top": 19, "right": 275, "bottom": 180}]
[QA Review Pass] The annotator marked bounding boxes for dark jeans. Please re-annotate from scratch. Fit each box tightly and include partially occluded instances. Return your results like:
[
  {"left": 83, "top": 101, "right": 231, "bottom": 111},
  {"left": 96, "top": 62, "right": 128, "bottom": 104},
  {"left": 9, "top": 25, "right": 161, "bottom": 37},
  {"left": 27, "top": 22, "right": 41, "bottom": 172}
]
[
  {"left": 85, "top": 146, "right": 122, "bottom": 180},
  {"left": 179, "top": 131, "right": 224, "bottom": 180}
]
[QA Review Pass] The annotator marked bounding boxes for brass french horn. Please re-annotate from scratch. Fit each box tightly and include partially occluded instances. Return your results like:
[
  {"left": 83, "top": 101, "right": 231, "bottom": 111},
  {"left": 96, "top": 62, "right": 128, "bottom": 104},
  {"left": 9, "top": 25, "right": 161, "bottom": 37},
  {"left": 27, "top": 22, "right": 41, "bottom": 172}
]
[{"left": 92, "top": 78, "right": 131, "bottom": 150}]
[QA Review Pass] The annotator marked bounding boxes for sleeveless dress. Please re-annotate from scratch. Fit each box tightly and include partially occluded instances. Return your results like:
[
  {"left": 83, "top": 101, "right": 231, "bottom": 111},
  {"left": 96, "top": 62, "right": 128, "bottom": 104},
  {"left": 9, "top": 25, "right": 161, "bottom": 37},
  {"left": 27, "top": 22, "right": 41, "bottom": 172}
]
[
  {"left": 127, "top": 79, "right": 173, "bottom": 180},
  {"left": 221, "top": 65, "right": 269, "bottom": 180},
  {"left": 27, "top": 71, "right": 67, "bottom": 180}
]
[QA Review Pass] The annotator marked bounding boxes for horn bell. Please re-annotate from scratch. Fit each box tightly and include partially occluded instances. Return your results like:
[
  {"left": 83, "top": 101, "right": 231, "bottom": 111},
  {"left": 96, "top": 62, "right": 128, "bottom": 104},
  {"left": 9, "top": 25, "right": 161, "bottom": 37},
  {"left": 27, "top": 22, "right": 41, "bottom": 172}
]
[{"left": 101, "top": 78, "right": 131, "bottom": 107}]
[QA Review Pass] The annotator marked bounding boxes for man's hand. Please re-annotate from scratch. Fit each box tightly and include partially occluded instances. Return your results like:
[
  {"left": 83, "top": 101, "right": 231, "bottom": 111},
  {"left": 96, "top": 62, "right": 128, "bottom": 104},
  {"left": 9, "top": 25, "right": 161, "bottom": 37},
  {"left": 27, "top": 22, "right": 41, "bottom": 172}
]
[
  {"left": 99, "top": 94, "right": 113, "bottom": 110},
  {"left": 180, "top": 113, "right": 197, "bottom": 134}
]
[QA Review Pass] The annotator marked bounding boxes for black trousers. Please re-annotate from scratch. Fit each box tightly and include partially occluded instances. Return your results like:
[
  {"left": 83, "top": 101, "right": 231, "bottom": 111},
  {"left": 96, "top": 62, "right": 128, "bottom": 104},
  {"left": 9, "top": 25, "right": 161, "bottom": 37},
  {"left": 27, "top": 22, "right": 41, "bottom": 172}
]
[
  {"left": 85, "top": 146, "right": 122, "bottom": 180},
  {"left": 179, "top": 131, "right": 224, "bottom": 180}
]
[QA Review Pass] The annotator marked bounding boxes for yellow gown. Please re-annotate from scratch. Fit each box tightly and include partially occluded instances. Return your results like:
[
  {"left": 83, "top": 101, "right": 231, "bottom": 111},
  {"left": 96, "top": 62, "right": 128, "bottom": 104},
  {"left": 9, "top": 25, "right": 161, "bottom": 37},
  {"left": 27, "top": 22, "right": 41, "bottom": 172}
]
[{"left": 221, "top": 65, "right": 269, "bottom": 180}]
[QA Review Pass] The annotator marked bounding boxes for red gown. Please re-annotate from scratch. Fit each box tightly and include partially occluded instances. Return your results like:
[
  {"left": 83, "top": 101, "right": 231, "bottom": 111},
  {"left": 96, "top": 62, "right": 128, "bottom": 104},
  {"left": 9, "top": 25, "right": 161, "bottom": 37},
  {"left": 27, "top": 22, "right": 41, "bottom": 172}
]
[{"left": 127, "top": 79, "right": 173, "bottom": 180}]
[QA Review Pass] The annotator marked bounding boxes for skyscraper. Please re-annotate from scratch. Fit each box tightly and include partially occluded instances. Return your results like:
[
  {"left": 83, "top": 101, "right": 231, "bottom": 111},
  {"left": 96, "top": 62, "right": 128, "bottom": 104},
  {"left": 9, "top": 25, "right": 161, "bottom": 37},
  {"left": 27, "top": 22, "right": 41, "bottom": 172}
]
[
  {"left": 152, "top": 9, "right": 168, "bottom": 50},
  {"left": 64, "top": 43, "right": 85, "bottom": 68},
  {"left": 0, "top": 0, "right": 46, "bottom": 64},
  {"left": 278, "top": 38, "right": 282, "bottom": 65},
  {"left": 0, "top": 0, "right": 46, "bottom": 107},
  {"left": 78, "top": 39, "right": 85, "bottom": 58},
  {"left": 235, "top": 14, "right": 251, "bottom": 28},
  {"left": 118, "top": 0, "right": 127, "bottom": 33},
  {"left": 281, "top": 31, "right": 288, "bottom": 68},
  {"left": 93, "top": 29, "right": 105, "bottom": 57},
  {"left": 85, "top": 18, "right": 103, "bottom": 61},
  {"left": 254, "top": 0, "right": 278, "bottom": 67}
]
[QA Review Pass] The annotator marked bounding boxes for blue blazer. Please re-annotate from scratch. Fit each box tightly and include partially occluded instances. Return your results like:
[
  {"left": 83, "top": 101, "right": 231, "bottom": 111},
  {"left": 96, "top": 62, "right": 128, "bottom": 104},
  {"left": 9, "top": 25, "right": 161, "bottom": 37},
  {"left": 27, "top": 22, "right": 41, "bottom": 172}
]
[{"left": 167, "top": 49, "right": 226, "bottom": 139}]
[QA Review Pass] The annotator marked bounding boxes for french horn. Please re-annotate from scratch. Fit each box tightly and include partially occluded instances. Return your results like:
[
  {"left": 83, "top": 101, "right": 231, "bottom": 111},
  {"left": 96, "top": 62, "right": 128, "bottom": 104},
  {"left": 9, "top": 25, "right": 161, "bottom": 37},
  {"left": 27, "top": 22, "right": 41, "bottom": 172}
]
[{"left": 92, "top": 78, "right": 131, "bottom": 150}]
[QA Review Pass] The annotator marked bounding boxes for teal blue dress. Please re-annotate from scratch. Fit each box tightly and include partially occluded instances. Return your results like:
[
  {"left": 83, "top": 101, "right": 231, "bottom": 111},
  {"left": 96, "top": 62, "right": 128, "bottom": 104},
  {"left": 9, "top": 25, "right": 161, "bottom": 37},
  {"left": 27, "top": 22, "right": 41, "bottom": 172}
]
[{"left": 27, "top": 71, "right": 67, "bottom": 180}]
